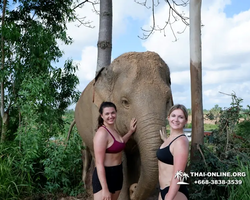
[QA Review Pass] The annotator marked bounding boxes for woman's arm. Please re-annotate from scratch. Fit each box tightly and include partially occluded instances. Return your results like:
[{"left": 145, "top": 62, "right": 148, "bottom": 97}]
[
  {"left": 122, "top": 118, "right": 137, "bottom": 143},
  {"left": 93, "top": 128, "right": 110, "bottom": 198},
  {"left": 159, "top": 127, "right": 168, "bottom": 142},
  {"left": 165, "top": 137, "right": 189, "bottom": 200}
]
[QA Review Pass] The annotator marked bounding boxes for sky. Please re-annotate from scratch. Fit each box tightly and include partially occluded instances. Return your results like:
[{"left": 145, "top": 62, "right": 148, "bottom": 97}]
[{"left": 60, "top": 0, "right": 250, "bottom": 110}]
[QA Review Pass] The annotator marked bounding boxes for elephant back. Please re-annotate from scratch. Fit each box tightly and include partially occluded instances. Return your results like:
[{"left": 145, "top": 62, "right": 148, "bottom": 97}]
[{"left": 75, "top": 79, "right": 99, "bottom": 151}]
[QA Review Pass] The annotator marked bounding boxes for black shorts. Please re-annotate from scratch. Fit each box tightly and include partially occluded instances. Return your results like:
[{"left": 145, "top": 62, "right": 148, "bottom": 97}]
[
  {"left": 92, "top": 163, "right": 123, "bottom": 194},
  {"left": 160, "top": 185, "right": 189, "bottom": 199}
]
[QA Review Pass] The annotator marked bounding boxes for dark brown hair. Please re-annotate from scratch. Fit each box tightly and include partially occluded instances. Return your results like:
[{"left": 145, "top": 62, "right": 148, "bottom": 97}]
[{"left": 97, "top": 102, "right": 117, "bottom": 128}]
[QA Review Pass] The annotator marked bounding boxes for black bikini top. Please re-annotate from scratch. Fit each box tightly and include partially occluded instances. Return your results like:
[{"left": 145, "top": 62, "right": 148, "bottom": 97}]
[{"left": 156, "top": 134, "right": 186, "bottom": 165}]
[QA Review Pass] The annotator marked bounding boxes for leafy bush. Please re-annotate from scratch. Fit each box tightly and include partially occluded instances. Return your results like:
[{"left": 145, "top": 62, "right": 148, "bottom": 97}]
[
  {"left": 189, "top": 145, "right": 230, "bottom": 200},
  {"left": 235, "top": 120, "right": 250, "bottom": 138},
  {"left": 42, "top": 130, "right": 85, "bottom": 196},
  {"left": 189, "top": 93, "right": 250, "bottom": 200},
  {"left": 0, "top": 111, "right": 85, "bottom": 199}
]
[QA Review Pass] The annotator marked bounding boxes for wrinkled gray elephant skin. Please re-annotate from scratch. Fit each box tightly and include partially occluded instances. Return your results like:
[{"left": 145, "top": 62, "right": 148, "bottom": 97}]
[{"left": 75, "top": 51, "right": 173, "bottom": 200}]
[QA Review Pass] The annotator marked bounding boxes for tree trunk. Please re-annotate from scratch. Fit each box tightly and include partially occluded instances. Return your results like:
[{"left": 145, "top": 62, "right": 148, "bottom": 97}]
[
  {"left": 189, "top": 0, "right": 204, "bottom": 161},
  {"left": 96, "top": 0, "right": 112, "bottom": 76},
  {"left": 1, "top": 0, "right": 7, "bottom": 142}
]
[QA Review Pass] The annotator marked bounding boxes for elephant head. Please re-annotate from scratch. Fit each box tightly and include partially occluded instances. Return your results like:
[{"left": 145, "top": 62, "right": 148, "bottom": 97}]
[{"left": 92, "top": 51, "right": 173, "bottom": 199}]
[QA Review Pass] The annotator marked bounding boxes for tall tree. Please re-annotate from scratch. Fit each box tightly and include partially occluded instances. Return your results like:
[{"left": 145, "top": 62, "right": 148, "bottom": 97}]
[
  {"left": 0, "top": 0, "right": 80, "bottom": 142},
  {"left": 96, "top": 0, "right": 112, "bottom": 75},
  {"left": 0, "top": 0, "right": 7, "bottom": 142},
  {"left": 189, "top": 0, "right": 204, "bottom": 161}
]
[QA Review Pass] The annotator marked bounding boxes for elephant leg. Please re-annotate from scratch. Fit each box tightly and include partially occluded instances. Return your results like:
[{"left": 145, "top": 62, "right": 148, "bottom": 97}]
[
  {"left": 82, "top": 145, "right": 91, "bottom": 187},
  {"left": 118, "top": 152, "right": 129, "bottom": 200}
]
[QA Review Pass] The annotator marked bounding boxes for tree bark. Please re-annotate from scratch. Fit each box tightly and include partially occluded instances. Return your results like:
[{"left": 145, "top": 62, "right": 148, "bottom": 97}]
[
  {"left": 96, "top": 0, "right": 112, "bottom": 76},
  {"left": 1, "top": 0, "right": 7, "bottom": 142},
  {"left": 189, "top": 0, "right": 204, "bottom": 161}
]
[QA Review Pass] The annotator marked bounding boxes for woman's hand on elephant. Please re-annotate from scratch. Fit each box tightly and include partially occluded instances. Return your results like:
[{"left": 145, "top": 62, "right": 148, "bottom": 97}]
[
  {"left": 123, "top": 118, "right": 137, "bottom": 142},
  {"left": 159, "top": 127, "right": 167, "bottom": 141},
  {"left": 130, "top": 118, "right": 137, "bottom": 133}
]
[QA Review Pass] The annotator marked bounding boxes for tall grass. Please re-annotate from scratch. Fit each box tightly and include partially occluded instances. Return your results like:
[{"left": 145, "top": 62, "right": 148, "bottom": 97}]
[
  {"left": 0, "top": 145, "right": 33, "bottom": 200},
  {"left": 227, "top": 160, "right": 250, "bottom": 200}
]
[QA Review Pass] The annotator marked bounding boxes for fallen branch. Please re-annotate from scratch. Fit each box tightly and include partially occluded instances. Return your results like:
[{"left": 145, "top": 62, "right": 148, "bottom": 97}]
[{"left": 197, "top": 144, "right": 208, "bottom": 168}]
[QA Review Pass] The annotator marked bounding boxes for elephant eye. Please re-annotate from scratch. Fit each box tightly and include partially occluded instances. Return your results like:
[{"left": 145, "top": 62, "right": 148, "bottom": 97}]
[{"left": 121, "top": 98, "right": 129, "bottom": 109}]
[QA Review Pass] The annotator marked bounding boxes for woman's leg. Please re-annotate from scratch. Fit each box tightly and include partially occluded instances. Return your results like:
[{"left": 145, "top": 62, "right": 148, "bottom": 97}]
[
  {"left": 173, "top": 191, "right": 188, "bottom": 200},
  {"left": 111, "top": 190, "right": 121, "bottom": 200},
  {"left": 93, "top": 190, "right": 103, "bottom": 200},
  {"left": 173, "top": 185, "right": 188, "bottom": 200},
  {"left": 158, "top": 192, "right": 162, "bottom": 200}
]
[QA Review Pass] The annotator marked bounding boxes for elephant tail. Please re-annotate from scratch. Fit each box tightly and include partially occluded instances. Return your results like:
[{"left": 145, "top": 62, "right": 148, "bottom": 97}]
[{"left": 65, "top": 118, "right": 76, "bottom": 149}]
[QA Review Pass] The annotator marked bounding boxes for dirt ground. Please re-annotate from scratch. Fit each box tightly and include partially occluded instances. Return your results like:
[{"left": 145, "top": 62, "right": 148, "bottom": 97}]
[
  {"left": 188, "top": 115, "right": 216, "bottom": 125},
  {"left": 58, "top": 193, "right": 158, "bottom": 200}
]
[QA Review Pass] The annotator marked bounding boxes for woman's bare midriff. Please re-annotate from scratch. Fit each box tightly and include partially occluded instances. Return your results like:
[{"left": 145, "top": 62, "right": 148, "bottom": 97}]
[
  {"left": 158, "top": 161, "right": 173, "bottom": 189},
  {"left": 104, "top": 152, "right": 123, "bottom": 166}
]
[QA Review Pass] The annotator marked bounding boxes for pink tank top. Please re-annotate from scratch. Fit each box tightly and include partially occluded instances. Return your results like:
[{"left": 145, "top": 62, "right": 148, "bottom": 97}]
[{"left": 102, "top": 126, "right": 126, "bottom": 153}]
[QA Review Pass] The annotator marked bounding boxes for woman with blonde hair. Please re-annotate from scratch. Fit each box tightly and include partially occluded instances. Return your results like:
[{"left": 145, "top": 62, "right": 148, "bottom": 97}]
[{"left": 157, "top": 104, "right": 189, "bottom": 200}]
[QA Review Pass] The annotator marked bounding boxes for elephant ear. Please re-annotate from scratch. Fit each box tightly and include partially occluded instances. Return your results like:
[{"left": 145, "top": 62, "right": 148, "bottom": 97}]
[{"left": 93, "top": 65, "right": 115, "bottom": 108}]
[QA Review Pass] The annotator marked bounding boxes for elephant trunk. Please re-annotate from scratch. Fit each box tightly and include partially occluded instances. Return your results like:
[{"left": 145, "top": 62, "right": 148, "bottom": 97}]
[{"left": 130, "top": 114, "right": 164, "bottom": 200}]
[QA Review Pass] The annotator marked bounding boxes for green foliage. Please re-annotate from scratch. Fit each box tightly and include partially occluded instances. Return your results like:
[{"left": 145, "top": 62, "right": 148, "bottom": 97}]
[
  {"left": 0, "top": 140, "right": 44, "bottom": 199},
  {"left": 212, "top": 93, "right": 250, "bottom": 159},
  {"left": 0, "top": 1, "right": 93, "bottom": 199},
  {"left": 189, "top": 93, "right": 250, "bottom": 200},
  {"left": 189, "top": 145, "right": 230, "bottom": 200},
  {"left": 1, "top": 0, "right": 80, "bottom": 142},
  {"left": 204, "top": 124, "right": 218, "bottom": 131},
  {"left": 185, "top": 123, "right": 192, "bottom": 128},
  {"left": 241, "top": 105, "right": 250, "bottom": 120},
  {"left": 205, "top": 104, "right": 222, "bottom": 121},
  {"left": 185, "top": 123, "right": 218, "bottom": 131},
  {"left": 227, "top": 160, "right": 250, "bottom": 200},
  {"left": 0, "top": 1, "right": 86, "bottom": 199},
  {"left": 0, "top": 111, "right": 85, "bottom": 199},
  {"left": 205, "top": 111, "right": 215, "bottom": 120},
  {"left": 235, "top": 120, "right": 250, "bottom": 138},
  {"left": 0, "top": 143, "right": 29, "bottom": 200},
  {"left": 42, "top": 130, "right": 85, "bottom": 197}
]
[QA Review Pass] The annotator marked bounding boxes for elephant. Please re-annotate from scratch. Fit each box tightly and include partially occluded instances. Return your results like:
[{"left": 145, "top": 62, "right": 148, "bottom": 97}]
[{"left": 74, "top": 51, "right": 173, "bottom": 200}]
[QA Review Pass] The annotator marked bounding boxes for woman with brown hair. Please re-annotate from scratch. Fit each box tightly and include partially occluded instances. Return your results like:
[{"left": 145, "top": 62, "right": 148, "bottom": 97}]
[{"left": 92, "top": 101, "right": 137, "bottom": 200}]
